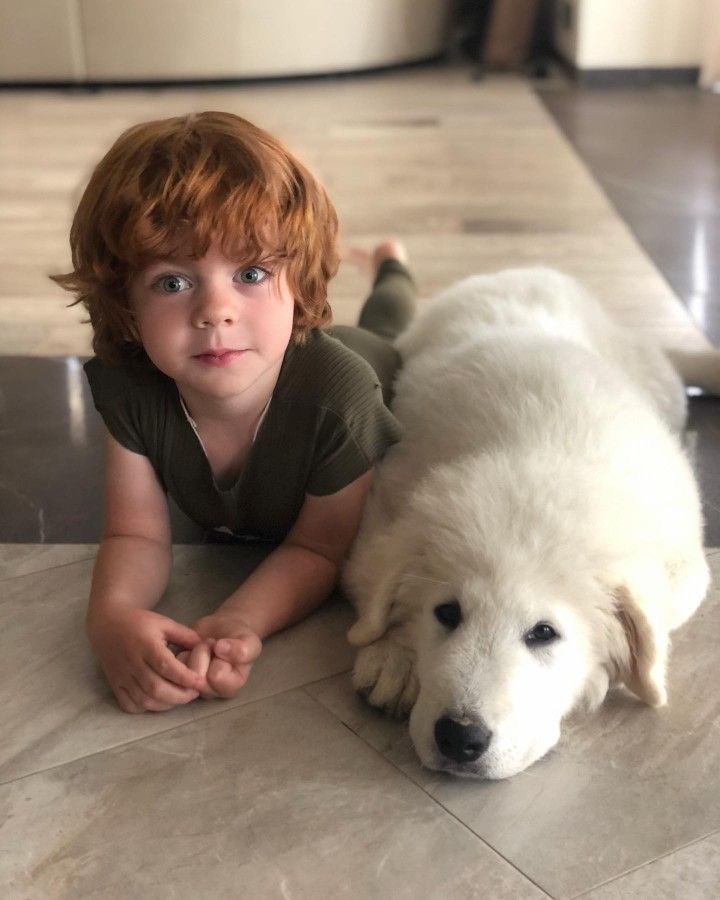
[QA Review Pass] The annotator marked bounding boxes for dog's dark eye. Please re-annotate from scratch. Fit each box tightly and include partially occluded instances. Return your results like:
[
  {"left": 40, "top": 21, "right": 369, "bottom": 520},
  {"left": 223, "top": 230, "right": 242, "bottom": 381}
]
[
  {"left": 524, "top": 622, "right": 559, "bottom": 646},
  {"left": 434, "top": 600, "right": 462, "bottom": 630}
]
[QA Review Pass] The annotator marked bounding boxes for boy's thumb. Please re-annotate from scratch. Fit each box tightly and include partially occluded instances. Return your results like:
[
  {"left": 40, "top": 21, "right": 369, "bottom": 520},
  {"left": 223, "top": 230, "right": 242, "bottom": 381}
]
[{"left": 215, "top": 636, "right": 261, "bottom": 664}]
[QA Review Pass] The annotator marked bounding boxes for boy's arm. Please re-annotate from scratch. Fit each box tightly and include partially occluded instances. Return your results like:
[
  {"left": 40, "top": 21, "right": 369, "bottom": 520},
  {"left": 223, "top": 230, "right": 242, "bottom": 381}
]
[
  {"left": 89, "top": 429, "right": 173, "bottom": 621},
  {"left": 191, "top": 470, "right": 374, "bottom": 695},
  {"left": 88, "top": 430, "right": 204, "bottom": 712},
  {"left": 202, "top": 469, "right": 374, "bottom": 638}
]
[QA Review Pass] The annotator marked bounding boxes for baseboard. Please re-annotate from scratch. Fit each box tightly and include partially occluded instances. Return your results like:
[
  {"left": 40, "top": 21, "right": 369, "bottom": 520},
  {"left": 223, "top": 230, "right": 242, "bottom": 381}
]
[{"left": 568, "top": 63, "right": 700, "bottom": 87}]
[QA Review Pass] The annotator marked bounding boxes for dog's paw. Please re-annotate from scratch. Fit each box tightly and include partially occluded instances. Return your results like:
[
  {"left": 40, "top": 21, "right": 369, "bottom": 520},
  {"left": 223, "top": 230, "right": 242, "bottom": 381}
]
[{"left": 352, "top": 636, "right": 418, "bottom": 719}]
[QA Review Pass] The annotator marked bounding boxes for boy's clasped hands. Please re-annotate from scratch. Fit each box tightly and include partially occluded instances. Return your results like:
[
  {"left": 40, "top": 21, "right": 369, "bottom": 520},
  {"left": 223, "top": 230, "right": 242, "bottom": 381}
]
[
  {"left": 88, "top": 608, "right": 262, "bottom": 713},
  {"left": 181, "top": 613, "right": 263, "bottom": 700}
]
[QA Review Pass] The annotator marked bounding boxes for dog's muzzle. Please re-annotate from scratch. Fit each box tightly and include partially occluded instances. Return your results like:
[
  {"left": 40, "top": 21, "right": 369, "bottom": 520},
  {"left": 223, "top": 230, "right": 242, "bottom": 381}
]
[{"left": 434, "top": 715, "right": 492, "bottom": 763}]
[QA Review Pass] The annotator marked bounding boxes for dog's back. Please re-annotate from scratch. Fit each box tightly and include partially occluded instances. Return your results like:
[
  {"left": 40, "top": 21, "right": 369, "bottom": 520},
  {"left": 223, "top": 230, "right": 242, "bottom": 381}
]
[
  {"left": 362, "top": 268, "right": 706, "bottom": 633},
  {"left": 381, "top": 269, "right": 688, "bottom": 508},
  {"left": 396, "top": 267, "right": 687, "bottom": 434}
]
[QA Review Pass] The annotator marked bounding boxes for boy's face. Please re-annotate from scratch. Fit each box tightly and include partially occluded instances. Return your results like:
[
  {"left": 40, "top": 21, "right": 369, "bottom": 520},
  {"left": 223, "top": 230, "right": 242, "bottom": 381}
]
[{"left": 128, "top": 240, "right": 295, "bottom": 410}]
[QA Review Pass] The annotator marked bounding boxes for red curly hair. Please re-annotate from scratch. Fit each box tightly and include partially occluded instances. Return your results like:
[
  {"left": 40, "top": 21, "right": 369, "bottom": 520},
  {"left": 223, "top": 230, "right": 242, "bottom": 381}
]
[{"left": 51, "top": 111, "right": 339, "bottom": 364}]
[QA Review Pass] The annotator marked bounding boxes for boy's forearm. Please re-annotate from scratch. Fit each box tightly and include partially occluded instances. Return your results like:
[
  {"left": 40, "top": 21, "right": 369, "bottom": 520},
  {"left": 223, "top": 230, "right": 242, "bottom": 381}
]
[
  {"left": 87, "top": 535, "right": 172, "bottom": 628},
  {"left": 212, "top": 543, "right": 340, "bottom": 639}
]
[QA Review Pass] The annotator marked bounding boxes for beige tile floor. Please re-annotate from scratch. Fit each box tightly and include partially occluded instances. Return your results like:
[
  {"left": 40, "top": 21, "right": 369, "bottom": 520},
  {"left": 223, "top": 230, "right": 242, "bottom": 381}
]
[
  {"left": 1, "top": 544, "right": 719, "bottom": 898},
  {"left": 2, "top": 66, "right": 719, "bottom": 897}
]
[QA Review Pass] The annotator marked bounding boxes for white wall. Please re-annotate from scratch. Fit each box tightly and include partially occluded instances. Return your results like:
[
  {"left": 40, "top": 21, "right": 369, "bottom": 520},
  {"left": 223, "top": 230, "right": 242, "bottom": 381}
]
[
  {"left": 0, "top": 0, "right": 85, "bottom": 80},
  {"left": 555, "top": 0, "right": 705, "bottom": 69},
  {"left": 0, "top": 0, "right": 451, "bottom": 82}
]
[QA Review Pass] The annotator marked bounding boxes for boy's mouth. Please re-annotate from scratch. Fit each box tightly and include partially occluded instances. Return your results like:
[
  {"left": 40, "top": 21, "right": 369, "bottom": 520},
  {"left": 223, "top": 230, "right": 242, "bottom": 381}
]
[{"left": 193, "top": 349, "right": 246, "bottom": 367}]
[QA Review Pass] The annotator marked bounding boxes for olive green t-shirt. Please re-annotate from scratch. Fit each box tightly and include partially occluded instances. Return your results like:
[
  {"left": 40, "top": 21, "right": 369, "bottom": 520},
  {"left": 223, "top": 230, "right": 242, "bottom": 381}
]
[{"left": 84, "top": 329, "right": 402, "bottom": 542}]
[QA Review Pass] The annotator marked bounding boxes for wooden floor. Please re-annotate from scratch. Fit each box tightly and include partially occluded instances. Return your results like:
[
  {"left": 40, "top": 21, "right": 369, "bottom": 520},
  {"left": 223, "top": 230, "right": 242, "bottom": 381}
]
[{"left": 0, "top": 64, "right": 711, "bottom": 356}]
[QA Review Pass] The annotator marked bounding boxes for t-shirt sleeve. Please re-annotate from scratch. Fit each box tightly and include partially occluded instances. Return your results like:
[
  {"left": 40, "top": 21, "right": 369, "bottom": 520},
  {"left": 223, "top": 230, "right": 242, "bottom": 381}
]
[
  {"left": 306, "top": 375, "right": 402, "bottom": 497},
  {"left": 83, "top": 357, "right": 148, "bottom": 455}
]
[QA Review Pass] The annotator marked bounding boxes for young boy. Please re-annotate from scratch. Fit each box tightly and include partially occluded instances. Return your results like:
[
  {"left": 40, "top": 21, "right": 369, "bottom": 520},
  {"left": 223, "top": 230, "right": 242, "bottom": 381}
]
[{"left": 52, "top": 111, "right": 416, "bottom": 713}]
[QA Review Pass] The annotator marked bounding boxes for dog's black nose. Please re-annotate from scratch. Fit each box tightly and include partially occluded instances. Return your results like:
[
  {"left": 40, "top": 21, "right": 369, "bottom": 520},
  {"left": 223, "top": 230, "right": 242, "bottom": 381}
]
[{"left": 434, "top": 715, "right": 492, "bottom": 763}]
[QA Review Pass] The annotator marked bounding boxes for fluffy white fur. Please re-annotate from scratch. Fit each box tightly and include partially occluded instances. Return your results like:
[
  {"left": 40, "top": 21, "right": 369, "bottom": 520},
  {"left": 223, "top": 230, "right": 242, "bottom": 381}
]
[{"left": 343, "top": 268, "right": 709, "bottom": 780}]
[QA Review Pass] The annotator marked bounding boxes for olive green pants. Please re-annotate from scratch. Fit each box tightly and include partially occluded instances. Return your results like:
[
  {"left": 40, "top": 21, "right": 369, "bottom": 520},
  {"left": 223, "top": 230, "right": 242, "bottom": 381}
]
[{"left": 329, "top": 259, "right": 417, "bottom": 405}]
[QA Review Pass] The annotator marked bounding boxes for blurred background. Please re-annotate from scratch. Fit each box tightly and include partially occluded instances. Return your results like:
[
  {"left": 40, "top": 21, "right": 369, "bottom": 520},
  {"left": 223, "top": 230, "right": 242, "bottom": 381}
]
[
  {"left": 1, "top": 0, "right": 718, "bottom": 87},
  {"left": 1, "top": 0, "right": 719, "bottom": 543}
]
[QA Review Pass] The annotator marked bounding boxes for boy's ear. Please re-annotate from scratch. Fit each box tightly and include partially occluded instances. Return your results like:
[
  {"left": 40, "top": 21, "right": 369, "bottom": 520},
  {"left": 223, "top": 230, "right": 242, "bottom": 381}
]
[{"left": 122, "top": 313, "right": 141, "bottom": 343}]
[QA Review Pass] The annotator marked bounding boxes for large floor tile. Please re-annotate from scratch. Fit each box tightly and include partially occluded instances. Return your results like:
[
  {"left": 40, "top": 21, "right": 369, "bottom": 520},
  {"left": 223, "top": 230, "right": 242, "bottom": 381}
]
[
  {"left": 0, "top": 545, "right": 354, "bottom": 784},
  {"left": 580, "top": 831, "right": 720, "bottom": 900},
  {"left": 308, "top": 552, "right": 720, "bottom": 898},
  {"left": 0, "top": 690, "right": 548, "bottom": 900}
]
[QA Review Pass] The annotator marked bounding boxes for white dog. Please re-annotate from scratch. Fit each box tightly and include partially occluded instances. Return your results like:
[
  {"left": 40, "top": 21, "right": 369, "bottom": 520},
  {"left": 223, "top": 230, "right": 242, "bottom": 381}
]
[{"left": 343, "top": 268, "right": 711, "bottom": 780}]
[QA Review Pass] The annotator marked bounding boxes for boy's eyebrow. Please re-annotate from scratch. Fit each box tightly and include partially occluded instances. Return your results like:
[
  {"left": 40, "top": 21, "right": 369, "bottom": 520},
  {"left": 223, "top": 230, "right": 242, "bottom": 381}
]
[
  {"left": 140, "top": 252, "right": 285, "bottom": 270},
  {"left": 141, "top": 256, "right": 192, "bottom": 268}
]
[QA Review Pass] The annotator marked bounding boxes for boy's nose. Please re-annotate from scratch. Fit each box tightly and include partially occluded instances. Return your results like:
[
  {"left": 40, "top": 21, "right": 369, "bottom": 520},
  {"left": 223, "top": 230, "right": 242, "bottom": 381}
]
[{"left": 192, "top": 288, "right": 239, "bottom": 328}]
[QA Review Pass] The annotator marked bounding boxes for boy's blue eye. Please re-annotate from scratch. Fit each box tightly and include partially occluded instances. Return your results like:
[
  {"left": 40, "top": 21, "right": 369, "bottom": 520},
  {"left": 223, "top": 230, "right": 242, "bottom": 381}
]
[
  {"left": 237, "top": 266, "right": 269, "bottom": 285},
  {"left": 158, "top": 274, "right": 189, "bottom": 293}
]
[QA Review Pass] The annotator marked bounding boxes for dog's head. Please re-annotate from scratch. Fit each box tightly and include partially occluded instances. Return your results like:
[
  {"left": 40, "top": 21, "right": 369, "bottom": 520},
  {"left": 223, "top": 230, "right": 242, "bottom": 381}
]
[
  {"left": 406, "top": 562, "right": 616, "bottom": 780},
  {"left": 410, "top": 572, "right": 632, "bottom": 779},
  {"left": 350, "top": 459, "right": 682, "bottom": 779}
]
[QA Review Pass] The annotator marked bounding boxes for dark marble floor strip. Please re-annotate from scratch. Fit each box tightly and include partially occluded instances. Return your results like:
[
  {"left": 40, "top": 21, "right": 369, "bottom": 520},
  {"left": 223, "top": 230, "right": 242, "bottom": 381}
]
[
  {"left": 537, "top": 83, "right": 720, "bottom": 343},
  {"left": 1, "top": 353, "right": 719, "bottom": 545},
  {"left": 537, "top": 80, "right": 720, "bottom": 544}
]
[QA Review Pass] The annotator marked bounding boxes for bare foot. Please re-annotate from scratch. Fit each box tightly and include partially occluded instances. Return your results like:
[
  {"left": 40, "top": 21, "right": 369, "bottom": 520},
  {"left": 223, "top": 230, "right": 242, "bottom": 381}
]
[
  {"left": 372, "top": 239, "right": 408, "bottom": 267},
  {"left": 346, "top": 239, "right": 408, "bottom": 278}
]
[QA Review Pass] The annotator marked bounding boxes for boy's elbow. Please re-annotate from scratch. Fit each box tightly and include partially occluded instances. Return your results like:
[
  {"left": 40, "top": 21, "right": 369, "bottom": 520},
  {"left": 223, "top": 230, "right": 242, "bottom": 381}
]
[
  {"left": 283, "top": 537, "right": 346, "bottom": 572},
  {"left": 100, "top": 531, "right": 173, "bottom": 558}
]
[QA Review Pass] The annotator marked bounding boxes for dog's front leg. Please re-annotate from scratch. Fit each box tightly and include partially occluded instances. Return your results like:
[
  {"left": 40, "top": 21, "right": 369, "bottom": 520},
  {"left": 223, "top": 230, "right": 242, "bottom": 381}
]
[{"left": 352, "top": 623, "right": 418, "bottom": 719}]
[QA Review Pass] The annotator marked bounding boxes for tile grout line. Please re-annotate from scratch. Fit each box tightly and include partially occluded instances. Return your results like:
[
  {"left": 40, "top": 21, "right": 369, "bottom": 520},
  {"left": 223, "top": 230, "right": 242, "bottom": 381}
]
[
  {"left": 0, "top": 676, "right": 353, "bottom": 790},
  {"left": 406, "top": 787, "right": 555, "bottom": 898},
  {"left": 568, "top": 825, "right": 720, "bottom": 899},
  {"left": 3, "top": 542, "right": 712, "bottom": 586},
  {"left": 0, "top": 541, "right": 226, "bottom": 584},
  {"left": 298, "top": 684, "right": 556, "bottom": 899},
  {"left": 0, "top": 550, "right": 97, "bottom": 585}
]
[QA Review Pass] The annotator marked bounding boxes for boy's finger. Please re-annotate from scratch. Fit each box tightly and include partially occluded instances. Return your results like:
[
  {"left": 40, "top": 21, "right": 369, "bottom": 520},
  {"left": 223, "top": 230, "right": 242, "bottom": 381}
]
[
  {"left": 214, "top": 635, "right": 262, "bottom": 668},
  {"left": 186, "top": 643, "right": 216, "bottom": 697},
  {"left": 125, "top": 676, "right": 169, "bottom": 712},
  {"left": 116, "top": 685, "right": 142, "bottom": 714},
  {"left": 147, "top": 646, "right": 205, "bottom": 690},
  {"left": 206, "top": 658, "right": 252, "bottom": 698},
  {"left": 161, "top": 619, "right": 202, "bottom": 649},
  {"left": 186, "top": 641, "right": 213, "bottom": 676},
  {"left": 133, "top": 670, "right": 198, "bottom": 709}
]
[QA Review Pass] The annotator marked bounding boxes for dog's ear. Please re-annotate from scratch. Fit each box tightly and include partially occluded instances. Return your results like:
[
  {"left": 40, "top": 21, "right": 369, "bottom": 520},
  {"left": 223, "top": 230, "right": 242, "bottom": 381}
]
[
  {"left": 346, "top": 564, "right": 403, "bottom": 646},
  {"left": 611, "top": 583, "right": 669, "bottom": 707},
  {"left": 346, "top": 518, "right": 418, "bottom": 647}
]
